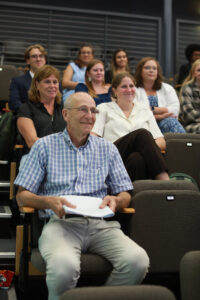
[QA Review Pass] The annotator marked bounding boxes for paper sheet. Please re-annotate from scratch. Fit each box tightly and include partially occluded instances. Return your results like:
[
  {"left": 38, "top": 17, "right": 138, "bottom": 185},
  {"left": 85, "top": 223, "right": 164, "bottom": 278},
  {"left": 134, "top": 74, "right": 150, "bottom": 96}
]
[{"left": 61, "top": 195, "right": 114, "bottom": 218}]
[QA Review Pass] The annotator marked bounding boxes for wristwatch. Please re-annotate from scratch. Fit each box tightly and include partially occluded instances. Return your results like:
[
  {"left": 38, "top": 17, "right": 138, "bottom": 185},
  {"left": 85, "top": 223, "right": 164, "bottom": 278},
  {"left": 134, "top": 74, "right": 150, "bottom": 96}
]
[{"left": 151, "top": 106, "right": 155, "bottom": 113}]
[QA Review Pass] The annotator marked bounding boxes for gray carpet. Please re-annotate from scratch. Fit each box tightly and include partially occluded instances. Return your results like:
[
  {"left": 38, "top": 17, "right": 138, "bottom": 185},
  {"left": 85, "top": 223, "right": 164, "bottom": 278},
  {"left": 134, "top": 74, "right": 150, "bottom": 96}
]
[{"left": 0, "top": 289, "right": 8, "bottom": 300}]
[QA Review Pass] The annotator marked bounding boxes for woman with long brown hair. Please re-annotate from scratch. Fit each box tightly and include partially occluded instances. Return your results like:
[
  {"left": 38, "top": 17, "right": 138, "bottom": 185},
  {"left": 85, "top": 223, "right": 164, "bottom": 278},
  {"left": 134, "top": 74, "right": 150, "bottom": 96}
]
[
  {"left": 92, "top": 72, "right": 169, "bottom": 181},
  {"left": 105, "top": 48, "right": 131, "bottom": 84},
  {"left": 62, "top": 43, "right": 94, "bottom": 102},
  {"left": 75, "top": 59, "right": 112, "bottom": 106},
  {"left": 134, "top": 57, "right": 185, "bottom": 133}
]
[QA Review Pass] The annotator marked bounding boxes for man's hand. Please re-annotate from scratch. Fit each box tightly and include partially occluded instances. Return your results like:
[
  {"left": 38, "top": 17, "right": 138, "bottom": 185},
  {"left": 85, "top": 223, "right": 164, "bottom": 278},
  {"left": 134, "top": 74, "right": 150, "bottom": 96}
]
[
  {"left": 16, "top": 187, "right": 77, "bottom": 218},
  {"left": 99, "top": 195, "right": 118, "bottom": 213},
  {"left": 48, "top": 196, "right": 76, "bottom": 218},
  {"left": 100, "top": 192, "right": 131, "bottom": 213}
]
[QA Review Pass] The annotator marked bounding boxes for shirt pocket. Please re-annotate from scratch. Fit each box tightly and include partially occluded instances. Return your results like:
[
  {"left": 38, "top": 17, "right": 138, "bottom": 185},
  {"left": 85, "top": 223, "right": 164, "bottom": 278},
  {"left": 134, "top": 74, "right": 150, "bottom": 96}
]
[{"left": 81, "top": 164, "right": 108, "bottom": 193}]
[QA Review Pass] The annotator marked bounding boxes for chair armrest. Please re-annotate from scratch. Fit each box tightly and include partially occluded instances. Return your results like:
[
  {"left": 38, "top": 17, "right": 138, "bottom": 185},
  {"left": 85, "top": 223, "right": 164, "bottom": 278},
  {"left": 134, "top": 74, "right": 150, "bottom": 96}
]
[
  {"left": 14, "top": 144, "right": 24, "bottom": 150},
  {"left": 19, "top": 207, "right": 35, "bottom": 214},
  {"left": 119, "top": 207, "right": 135, "bottom": 214}
]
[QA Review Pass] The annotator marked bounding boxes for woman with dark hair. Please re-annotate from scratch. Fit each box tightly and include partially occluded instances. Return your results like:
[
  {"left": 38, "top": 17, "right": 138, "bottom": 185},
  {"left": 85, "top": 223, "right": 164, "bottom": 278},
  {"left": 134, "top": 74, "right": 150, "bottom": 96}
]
[
  {"left": 134, "top": 57, "right": 185, "bottom": 133},
  {"left": 92, "top": 72, "right": 169, "bottom": 181},
  {"left": 105, "top": 49, "right": 131, "bottom": 84},
  {"left": 17, "top": 65, "right": 65, "bottom": 153},
  {"left": 75, "top": 59, "right": 112, "bottom": 106},
  {"left": 62, "top": 43, "right": 94, "bottom": 102}
]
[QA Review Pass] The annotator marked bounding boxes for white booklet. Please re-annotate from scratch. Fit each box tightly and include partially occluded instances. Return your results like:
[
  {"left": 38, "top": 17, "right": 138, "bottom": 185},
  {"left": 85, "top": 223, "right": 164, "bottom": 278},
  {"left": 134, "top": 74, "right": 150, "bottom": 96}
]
[{"left": 61, "top": 195, "right": 114, "bottom": 218}]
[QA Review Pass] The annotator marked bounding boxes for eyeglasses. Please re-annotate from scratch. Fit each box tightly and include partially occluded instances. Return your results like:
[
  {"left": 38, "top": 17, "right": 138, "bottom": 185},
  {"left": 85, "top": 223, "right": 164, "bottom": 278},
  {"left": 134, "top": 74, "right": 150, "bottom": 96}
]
[
  {"left": 67, "top": 106, "right": 99, "bottom": 115},
  {"left": 30, "top": 54, "right": 45, "bottom": 59},
  {"left": 80, "top": 51, "right": 93, "bottom": 55},
  {"left": 143, "top": 66, "right": 157, "bottom": 70}
]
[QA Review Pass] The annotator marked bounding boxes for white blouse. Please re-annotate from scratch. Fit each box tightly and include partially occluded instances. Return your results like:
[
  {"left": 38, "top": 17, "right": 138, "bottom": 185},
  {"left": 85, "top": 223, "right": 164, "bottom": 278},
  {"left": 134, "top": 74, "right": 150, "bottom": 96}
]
[
  {"left": 135, "top": 82, "right": 180, "bottom": 116},
  {"left": 92, "top": 101, "right": 163, "bottom": 143}
]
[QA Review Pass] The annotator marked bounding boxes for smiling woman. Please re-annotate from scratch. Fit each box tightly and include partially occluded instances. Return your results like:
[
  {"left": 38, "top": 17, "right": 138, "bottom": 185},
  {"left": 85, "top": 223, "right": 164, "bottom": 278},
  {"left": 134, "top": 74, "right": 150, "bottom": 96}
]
[
  {"left": 105, "top": 48, "right": 132, "bottom": 84},
  {"left": 91, "top": 72, "right": 169, "bottom": 181},
  {"left": 17, "top": 65, "right": 66, "bottom": 153},
  {"left": 62, "top": 43, "right": 94, "bottom": 102},
  {"left": 75, "top": 59, "right": 112, "bottom": 106},
  {"left": 134, "top": 57, "right": 185, "bottom": 134}
]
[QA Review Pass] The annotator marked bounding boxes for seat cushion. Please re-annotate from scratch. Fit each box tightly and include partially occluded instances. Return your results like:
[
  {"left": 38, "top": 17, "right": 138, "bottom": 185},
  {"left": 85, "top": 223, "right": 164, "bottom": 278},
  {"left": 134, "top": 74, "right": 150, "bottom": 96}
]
[{"left": 31, "top": 249, "right": 112, "bottom": 277}]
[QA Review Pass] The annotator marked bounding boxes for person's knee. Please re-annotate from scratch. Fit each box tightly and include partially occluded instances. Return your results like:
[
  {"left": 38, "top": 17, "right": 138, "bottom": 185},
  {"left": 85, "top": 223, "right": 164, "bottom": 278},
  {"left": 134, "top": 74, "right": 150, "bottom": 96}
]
[
  {"left": 126, "top": 152, "right": 147, "bottom": 180},
  {"left": 134, "top": 129, "right": 154, "bottom": 146},
  {"left": 46, "top": 252, "right": 80, "bottom": 294},
  {"left": 121, "top": 247, "right": 149, "bottom": 283}
]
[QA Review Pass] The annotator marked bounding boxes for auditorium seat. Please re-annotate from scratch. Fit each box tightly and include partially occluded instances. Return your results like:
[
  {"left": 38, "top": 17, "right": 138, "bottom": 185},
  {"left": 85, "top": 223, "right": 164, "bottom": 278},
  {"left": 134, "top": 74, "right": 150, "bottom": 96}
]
[
  {"left": 60, "top": 285, "right": 176, "bottom": 300},
  {"left": 180, "top": 251, "right": 200, "bottom": 300}
]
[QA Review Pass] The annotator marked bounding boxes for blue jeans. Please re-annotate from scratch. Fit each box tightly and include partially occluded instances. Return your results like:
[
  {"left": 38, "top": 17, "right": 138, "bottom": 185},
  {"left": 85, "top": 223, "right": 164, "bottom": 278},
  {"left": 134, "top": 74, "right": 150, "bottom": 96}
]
[
  {"left": 39, "top": 216, "right": 149, "bottom": 300},
  {"left": 157, "top": 117, "right": 185, "bottom": 133}
]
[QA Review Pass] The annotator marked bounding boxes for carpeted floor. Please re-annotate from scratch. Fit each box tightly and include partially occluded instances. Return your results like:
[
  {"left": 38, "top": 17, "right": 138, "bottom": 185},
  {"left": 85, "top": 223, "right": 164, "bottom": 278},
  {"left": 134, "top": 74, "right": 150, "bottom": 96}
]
[
  {"left": 0, "top": 289, "right": 8, "bottom": 300},
  {"left": 0, "top": 285, "right": 17, "bottom": 300}
]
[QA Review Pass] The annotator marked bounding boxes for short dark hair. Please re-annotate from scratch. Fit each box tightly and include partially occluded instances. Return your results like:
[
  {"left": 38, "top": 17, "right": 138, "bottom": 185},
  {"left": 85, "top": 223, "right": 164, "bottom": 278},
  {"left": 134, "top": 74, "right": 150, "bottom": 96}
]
[{"left": 185, "top": 44, "right": 200, "bottom": 61}]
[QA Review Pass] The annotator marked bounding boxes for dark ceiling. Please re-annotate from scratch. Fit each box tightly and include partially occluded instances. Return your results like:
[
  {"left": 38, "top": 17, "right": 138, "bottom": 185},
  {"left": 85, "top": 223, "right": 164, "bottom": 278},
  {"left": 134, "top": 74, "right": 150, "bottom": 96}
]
[{"left": 3, "top": 0, "right": 200, "bottom": 20}]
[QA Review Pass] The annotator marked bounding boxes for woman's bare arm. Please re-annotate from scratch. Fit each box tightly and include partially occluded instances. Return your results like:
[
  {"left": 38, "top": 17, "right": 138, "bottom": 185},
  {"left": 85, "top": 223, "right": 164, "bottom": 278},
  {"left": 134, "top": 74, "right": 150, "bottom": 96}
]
[
  {"left": 17, "top": 117, "right": 39, "bottom": 148},
  {"left": 62, "top": 64, "right": 78, "bottom": 90}
]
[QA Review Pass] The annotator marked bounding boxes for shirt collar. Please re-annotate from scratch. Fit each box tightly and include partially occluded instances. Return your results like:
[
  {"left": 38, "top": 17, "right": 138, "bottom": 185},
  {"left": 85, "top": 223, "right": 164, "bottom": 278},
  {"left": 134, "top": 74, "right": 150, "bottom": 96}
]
[
  {"left": 63, "top": 128, "right": 91, "bottom": 149},
  {"left": 29, "top": 70, "right": 34, "bottom": 78}
]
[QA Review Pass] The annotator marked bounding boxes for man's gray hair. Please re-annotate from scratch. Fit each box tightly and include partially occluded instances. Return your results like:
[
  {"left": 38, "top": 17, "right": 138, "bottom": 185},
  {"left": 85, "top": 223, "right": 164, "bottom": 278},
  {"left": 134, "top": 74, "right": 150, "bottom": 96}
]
[{"left": 64, "top": 94, "right": 74, "bottom": 109}]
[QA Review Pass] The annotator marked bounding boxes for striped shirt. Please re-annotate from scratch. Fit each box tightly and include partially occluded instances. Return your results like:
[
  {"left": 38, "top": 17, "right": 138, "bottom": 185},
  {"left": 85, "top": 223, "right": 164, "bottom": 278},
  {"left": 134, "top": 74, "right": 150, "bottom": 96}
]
[{"left": 15, "top": 129, "right": 133, "bottom": 218}]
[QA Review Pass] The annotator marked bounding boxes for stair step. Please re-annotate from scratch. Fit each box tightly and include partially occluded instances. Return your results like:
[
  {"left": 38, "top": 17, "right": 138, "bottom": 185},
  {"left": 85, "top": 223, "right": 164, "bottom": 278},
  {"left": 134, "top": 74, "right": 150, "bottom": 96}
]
[
  {"left": 0, "top": 181, "right": 10, "bottom": 188},
  {"left": 0, "top": 206, "right": 12, "bottom": 218},
  {"left": 0, "top": 252, "right": 15, "bottom": 259},
  {"left": 0, "top": 238, "right": 16, "bottom": 259}
]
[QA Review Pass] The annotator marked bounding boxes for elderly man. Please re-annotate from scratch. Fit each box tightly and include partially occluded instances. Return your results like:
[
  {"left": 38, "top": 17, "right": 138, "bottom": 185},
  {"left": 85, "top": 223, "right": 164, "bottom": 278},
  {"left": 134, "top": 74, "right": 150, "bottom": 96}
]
[
  {"left": 15, "top": 92, "right": 149, "bottom": 300},
  {"left": 9, "top": 43, "right": 47, "bottom": 112}
]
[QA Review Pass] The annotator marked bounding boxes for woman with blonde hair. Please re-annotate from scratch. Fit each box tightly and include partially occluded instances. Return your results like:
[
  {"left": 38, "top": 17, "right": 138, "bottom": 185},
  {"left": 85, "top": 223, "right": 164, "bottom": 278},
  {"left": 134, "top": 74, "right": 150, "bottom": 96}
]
[
  {"left": 134, "top": 57, "right": 185, "bottom": 133},
  {"left": 179, "top": 58, "right": 200, "bottom": 133},
  {"left": 75, "top": 59, "right": 112, "bottom": 105}
]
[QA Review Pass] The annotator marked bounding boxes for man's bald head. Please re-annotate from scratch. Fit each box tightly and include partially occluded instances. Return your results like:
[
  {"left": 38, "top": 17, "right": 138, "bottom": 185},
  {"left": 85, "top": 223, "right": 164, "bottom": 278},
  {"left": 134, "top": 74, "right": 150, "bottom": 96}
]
[{"left": 64, "top": 92, "right": 95, "bottom": 109}]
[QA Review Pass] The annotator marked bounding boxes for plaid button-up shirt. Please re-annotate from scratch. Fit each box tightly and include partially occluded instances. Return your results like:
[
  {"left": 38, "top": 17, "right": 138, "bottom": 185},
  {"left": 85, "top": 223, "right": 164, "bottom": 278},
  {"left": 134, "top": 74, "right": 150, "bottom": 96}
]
[
  {"left": 180, "top": 81, "right": 200, "bottom": 133},
  {"left": 15, "top": 129, "right": 133, "bottom": 218}
]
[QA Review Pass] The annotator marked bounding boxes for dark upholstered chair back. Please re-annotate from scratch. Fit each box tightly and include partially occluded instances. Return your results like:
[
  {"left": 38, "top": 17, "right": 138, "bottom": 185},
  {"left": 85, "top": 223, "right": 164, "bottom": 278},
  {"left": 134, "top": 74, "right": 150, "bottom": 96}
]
[
  {"left": 128, "top": 190, "right": 200, "bottom": 273},
  {"left": 132, "top": 179, "right": 199, "bottom": 196},
  {"left": 164, "top": 137, "right": 200, "bottom": 189},
  {"left": 0, "top": 65, "right": 18, "bottom": 102},
  {"left": 164, "top": 133, "right": 200, "bottom": 141},
  {"left": 180, "top": 251, "right": 200, "bottom": 300}
]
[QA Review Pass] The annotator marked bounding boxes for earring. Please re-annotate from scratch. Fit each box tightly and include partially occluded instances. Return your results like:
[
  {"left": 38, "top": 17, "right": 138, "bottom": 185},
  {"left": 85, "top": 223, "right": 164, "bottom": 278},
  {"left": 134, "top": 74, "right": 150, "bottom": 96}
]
[{"left": 88, "top": 76, "right": 92, "bottom": 82}]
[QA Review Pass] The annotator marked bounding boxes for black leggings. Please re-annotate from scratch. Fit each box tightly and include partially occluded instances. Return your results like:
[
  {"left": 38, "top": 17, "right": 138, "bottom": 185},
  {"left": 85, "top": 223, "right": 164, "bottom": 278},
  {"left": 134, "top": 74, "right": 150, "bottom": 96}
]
[{"left": 114, "top": 129, "right": 167, "bottom": 181}]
